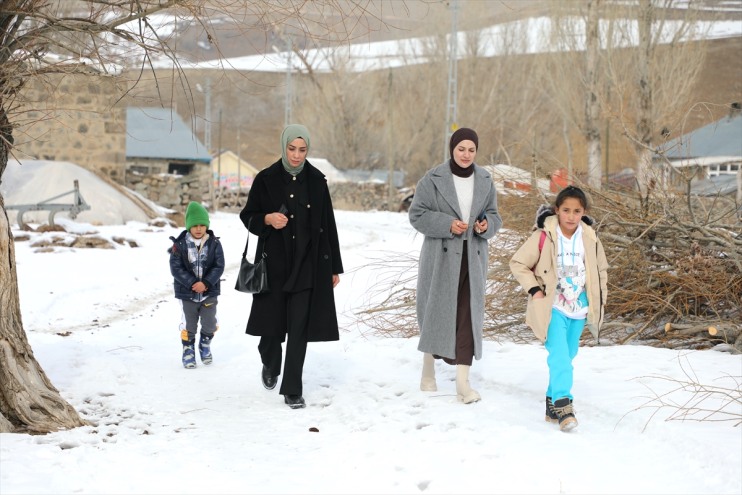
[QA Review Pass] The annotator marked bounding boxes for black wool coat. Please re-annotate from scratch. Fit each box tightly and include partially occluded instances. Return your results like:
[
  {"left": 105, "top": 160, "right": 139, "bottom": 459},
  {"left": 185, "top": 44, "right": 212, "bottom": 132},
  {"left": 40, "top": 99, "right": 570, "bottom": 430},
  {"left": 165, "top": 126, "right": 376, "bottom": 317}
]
[{"left": 239, "top": 160, "right": 344, "bottom": 342}]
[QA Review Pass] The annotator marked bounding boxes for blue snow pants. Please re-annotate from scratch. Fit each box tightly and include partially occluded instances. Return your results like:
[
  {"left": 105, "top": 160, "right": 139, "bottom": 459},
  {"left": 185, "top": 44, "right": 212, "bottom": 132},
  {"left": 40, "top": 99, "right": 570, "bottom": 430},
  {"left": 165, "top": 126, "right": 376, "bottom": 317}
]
[{"left": 544, "top": 308, "right": 585, "bottom": 401}]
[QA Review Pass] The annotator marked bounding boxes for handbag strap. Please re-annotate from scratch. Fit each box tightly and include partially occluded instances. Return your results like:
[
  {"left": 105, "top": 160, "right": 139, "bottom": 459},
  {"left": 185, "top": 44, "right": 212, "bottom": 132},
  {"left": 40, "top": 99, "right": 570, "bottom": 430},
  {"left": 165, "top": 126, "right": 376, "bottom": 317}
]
[{"left": 243, "top": 217, "right": 267, "bottom": 259}]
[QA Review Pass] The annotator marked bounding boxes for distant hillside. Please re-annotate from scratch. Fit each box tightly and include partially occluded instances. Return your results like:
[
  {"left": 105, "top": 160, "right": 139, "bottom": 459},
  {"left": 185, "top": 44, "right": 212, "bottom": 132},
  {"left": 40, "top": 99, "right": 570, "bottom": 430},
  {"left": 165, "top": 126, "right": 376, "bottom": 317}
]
[
  {"left": 20, "top": 1, "right": 741, "bottom": 185},
  {"left": 130, "top": 2, "right": 740, "bottom": 182},
  {"left": 169, "top": 1, "right": 551, "bottom": 63},
  {"left": 122, "top": 35, "right": 739, "bottom": 182}
]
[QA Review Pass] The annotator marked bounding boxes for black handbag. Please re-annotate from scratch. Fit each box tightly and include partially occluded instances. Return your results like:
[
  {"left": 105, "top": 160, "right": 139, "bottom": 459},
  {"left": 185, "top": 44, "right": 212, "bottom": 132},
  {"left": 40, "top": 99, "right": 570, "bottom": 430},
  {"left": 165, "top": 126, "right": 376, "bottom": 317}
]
[{"left": 235, "top": 224, "right": 269, "bottom": 294}]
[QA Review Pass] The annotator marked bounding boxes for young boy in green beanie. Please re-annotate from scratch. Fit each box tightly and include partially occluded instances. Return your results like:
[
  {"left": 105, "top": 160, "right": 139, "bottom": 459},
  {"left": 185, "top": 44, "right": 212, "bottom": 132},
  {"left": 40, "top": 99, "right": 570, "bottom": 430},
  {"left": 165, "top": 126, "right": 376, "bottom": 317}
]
[{"left": 169, "top": 201, "right": 225, "bottom": 368}]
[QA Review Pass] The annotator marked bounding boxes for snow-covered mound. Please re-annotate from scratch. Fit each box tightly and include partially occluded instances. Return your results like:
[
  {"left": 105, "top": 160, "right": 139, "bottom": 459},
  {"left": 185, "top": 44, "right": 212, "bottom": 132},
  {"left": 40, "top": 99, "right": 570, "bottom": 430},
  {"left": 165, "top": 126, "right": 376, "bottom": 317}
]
[{"left": 2, "top": 159, "right": 155, "bottom": 226}]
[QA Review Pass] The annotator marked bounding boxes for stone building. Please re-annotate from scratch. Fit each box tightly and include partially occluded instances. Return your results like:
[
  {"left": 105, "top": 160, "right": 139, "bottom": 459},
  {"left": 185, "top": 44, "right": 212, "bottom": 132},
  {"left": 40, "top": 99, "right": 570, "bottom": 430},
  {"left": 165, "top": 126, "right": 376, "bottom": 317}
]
[{"left": 15, "top": 74, "right": 127, "bottom": 182}]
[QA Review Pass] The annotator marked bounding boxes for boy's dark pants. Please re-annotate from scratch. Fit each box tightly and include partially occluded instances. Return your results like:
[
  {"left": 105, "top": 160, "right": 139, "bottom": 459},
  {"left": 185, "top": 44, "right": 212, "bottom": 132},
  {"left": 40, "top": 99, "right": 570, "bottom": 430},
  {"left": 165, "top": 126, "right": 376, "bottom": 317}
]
[
  {"left": 180, "top": 298, "right": 218, "bottom": 343},
  {"left": 258, "top": 289, "right": 311, "bottom": 396}
]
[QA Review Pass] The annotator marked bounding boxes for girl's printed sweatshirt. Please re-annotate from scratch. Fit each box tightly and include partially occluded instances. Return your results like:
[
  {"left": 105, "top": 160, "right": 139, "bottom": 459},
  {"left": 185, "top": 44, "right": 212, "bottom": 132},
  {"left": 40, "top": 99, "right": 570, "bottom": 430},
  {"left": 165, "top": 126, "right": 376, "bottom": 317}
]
[{"left": 553, "top": 224, "right": 588, "bottom": 319}]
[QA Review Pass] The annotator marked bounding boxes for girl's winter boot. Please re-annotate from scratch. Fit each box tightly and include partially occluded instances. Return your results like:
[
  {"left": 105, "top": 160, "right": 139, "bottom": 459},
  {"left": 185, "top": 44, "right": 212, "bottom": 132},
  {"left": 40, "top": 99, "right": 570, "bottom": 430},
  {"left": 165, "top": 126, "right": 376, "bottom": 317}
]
[
  {"left": 545, "top": 397, "right": 559, "bottom": 423},
  {"left": 553, "top": 398, "right": 578, "bottom": 431}
]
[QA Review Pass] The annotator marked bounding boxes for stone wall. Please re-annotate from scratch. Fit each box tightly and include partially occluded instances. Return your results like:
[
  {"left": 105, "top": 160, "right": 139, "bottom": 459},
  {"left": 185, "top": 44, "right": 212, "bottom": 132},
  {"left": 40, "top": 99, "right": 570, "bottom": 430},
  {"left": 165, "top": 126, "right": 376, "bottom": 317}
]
[
  {"left": 16, "top": 74, "right": 127, "bottom": 182},
  {"left": 328, "top": 182, "right": 411, "bottom": 212},
  {"left": 125, "top": 167, "right": 211, "bottom": 212}
]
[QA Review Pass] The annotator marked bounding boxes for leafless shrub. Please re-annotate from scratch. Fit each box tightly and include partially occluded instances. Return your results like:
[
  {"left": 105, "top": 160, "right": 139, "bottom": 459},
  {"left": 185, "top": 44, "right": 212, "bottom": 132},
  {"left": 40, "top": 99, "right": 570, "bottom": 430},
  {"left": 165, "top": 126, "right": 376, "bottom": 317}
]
[
  {"left": 353, "top": 251, "right": 418, "bottom": 339},
  {"left": 590, "top": 183, "right": 742, "bottom": 348},
  {"left": 621, "top": 353, "right": 742, "bottom": 430},
  {"left": 354, "top": 184, "right": 741, "bottom": 352}
]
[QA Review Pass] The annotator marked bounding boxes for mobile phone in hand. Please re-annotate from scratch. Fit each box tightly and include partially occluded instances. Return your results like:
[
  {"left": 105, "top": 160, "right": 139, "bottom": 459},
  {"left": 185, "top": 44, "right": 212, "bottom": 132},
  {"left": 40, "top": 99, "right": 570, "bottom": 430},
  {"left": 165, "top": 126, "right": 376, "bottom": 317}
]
[
  {"left": 279, "top": 204, "right": 288, "bottom": 215},
  {"left": 476, "top": 211, "right": 486, "bottom": 222}
]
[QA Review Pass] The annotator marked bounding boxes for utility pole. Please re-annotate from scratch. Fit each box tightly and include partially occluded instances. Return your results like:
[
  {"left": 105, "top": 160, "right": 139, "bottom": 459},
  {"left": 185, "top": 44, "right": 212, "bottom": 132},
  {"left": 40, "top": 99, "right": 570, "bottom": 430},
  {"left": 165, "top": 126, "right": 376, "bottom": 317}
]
[
  {"left": 285, "top": 35, "right": 293, "bottom": 127},
  {"left": 215, "top": 108, "right": 222, "bottom": 212},
  {"left": 202, "top": 78, "right": 215, "bottom": 210},
  {"left": 443, "top": 0, "right": 459, "bottom": 161},
  {"left": 237, "top": 127, "right": 241, "bottom": 198},
  {"left": 204, "top": 78, "right": 212, "bottom": 152}
]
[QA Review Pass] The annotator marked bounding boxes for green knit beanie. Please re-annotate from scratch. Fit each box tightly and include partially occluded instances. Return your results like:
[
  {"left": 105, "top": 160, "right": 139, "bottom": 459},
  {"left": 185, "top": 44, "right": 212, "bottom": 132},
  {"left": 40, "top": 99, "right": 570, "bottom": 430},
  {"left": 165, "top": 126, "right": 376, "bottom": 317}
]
[{"left": 185, "top": 202, "right": 210, "bottom": 230}]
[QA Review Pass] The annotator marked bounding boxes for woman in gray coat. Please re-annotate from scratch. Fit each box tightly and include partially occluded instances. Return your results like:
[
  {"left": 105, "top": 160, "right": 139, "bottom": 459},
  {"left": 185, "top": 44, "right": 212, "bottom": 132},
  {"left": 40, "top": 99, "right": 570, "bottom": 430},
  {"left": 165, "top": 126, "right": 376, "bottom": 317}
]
[{"left": 408, "top": 128, "right": 502, "bottom": 403}]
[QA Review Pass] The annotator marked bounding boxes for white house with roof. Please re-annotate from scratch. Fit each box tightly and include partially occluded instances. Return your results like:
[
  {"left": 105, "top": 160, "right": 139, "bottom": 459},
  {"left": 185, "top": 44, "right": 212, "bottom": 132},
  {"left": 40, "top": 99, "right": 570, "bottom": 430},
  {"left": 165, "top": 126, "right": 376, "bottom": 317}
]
[
  {"left": 212, "top": 150, "right": 260, "bottom": 190},
  {"left": 308, "top": 157, "right": 348, "bottom": 183},
  {"left": 656, "top": 109, "right": 741, "bottom": 197},
  {"left": 482, "top": 164, "right": 551, "bottom": 194},
  {"left": 658, "top": 110, "right": 742, "bottom": 180}
]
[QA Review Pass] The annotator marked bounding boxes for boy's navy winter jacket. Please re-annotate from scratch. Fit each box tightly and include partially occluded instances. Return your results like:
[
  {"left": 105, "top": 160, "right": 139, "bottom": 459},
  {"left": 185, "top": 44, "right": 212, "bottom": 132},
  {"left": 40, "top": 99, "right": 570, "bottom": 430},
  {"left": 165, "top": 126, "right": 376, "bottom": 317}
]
[{"left": 169, "top": 230, "right": 225, "bottom": 300}]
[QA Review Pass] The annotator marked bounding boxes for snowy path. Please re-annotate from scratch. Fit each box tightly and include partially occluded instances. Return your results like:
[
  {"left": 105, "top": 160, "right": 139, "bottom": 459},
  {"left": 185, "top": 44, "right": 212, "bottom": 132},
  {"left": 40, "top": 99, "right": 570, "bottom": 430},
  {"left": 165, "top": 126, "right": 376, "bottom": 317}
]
[{"left": 4, "top": 210, "right": 741, "bottom": 495}]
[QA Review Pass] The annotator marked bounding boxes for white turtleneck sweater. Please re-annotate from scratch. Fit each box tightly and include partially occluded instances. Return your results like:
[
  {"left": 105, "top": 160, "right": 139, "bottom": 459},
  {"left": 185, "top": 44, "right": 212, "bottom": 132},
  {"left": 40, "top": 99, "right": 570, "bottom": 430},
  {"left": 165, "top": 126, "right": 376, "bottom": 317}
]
[{"left": 453, "top": 174, "right": 475, "bottom": 239}]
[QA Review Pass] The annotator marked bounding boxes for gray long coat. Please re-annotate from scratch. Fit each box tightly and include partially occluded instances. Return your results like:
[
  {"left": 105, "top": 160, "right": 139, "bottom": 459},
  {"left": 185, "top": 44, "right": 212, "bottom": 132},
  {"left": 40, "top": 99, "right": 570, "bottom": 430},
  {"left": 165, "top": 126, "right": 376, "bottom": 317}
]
[{"left": 409, "top": 163, "right": 502, "bottom": 360}]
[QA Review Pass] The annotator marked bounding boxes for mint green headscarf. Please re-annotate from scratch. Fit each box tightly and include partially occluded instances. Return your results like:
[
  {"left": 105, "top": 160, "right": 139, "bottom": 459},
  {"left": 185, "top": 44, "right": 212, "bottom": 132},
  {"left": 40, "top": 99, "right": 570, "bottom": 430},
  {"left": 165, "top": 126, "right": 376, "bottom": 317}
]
[{"left": 280, "top": 124, "right": 311, "bottom": 176}]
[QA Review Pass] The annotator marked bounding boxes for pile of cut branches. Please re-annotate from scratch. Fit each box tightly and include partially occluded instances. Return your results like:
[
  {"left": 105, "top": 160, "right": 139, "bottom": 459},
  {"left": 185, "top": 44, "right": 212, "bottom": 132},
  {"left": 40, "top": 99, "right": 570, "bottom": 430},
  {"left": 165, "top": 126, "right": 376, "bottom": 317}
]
[
  {"left": 353, "top": 186, "right": 741, "bottom": 352},
  {"left": 591, "top": 186, "right": 741, "bottom": 351}
]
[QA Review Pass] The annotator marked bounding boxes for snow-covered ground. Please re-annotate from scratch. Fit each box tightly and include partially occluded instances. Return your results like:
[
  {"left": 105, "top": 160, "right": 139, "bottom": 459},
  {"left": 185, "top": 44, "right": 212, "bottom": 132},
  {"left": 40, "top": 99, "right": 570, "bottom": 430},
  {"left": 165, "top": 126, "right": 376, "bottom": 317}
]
[{"left": 1, "top": 205, "right": 741, "bottom": 494}]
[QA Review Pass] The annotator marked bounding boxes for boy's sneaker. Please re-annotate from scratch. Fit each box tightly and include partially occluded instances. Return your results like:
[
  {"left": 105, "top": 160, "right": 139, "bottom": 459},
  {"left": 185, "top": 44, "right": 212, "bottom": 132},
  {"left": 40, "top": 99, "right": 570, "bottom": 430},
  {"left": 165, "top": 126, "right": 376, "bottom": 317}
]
[
  {"left": 182, "top": 343, "right": 197, "bottom": 369},
  {"left": 199, "top": 335, "right": 213, "bottom": 365},
  {"left": 545, "top": 397, "right": 559, "bottom": 423},
  {"left": 553, "top": 398, "right": 578, "bottom": 431}
]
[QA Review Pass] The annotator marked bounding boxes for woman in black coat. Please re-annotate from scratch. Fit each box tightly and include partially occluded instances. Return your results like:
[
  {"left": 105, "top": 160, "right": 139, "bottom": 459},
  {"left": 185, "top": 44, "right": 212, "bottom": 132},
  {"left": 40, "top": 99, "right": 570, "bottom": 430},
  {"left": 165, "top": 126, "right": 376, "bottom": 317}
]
[{"left": 239, "top": 124, "right": 343, "bottom": 409}]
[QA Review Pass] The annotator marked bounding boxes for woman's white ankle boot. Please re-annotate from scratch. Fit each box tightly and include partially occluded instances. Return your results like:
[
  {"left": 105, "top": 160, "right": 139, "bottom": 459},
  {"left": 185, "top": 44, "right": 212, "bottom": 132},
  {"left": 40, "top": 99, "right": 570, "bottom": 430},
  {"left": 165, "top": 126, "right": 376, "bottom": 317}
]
[
  {"left": 456, "top": 365, "right": 481, "bottom": 403},
  {"left": 420, "top": 353, "right": 437, "bottom": 391}
]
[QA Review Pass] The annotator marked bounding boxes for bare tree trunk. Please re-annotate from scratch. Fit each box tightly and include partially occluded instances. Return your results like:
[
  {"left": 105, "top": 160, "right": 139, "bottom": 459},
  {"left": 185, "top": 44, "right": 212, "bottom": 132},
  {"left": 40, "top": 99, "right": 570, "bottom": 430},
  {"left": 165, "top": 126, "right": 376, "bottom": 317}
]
[
  {"left": 585, "top": 0, "right": 602, "bottom": 190},
  {"left": 0, "top": 113, "right": 87, "bottom": 434},
  {"left": 636, "top": 0, "right": 654, "bottom": 194},
  {"left": 386, "top": 69, "right": 395, "bottom": 211},
  {"left": 562, "top": 117, "right": 574, "bottom": 180}
]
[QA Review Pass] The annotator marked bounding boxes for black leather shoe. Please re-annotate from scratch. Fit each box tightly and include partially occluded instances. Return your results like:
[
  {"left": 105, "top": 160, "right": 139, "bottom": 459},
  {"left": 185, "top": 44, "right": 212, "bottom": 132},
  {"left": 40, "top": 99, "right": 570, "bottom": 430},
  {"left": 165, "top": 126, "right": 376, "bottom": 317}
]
[
  {"left": 284, "top": 394, "right": 306, "bottom": 409},
  {"left": 261, "top": 365, "right": 277, "bottom": 390}
]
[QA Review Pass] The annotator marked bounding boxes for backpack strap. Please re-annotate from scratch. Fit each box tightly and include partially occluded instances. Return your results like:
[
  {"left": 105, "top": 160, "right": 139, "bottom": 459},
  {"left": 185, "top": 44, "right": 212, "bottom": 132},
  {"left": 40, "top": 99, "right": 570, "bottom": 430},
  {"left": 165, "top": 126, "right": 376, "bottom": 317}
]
[
  {"left": 538, "top": 230, "right": 546, "bottom": 252},
  {"left": 530, "top": 230, "right": 548, "bottom": 274}
]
